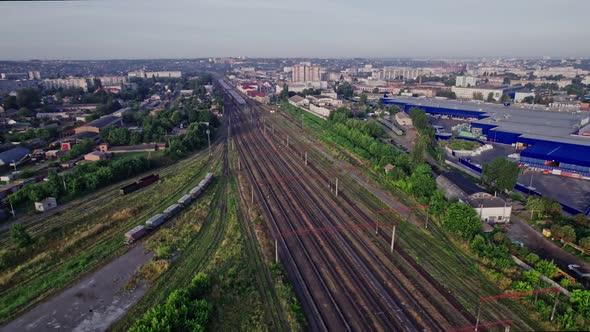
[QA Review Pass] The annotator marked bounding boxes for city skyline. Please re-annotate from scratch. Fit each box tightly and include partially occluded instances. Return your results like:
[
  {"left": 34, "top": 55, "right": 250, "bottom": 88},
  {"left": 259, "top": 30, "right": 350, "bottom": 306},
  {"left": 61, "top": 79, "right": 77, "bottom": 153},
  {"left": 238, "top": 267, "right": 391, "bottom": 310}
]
[{"left": 1, "top": 0, "right": 589, "bottom": 60}]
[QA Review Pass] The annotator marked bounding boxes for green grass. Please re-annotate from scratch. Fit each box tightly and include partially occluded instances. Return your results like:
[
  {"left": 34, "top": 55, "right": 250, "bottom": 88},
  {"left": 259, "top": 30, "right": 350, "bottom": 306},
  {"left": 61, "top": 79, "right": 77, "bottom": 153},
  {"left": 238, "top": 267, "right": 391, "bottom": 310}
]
[
  {"left": 0, "top": 149, "right": 219, "bottom": 324},
  {"left": 442, "top": 138, "right": 480, "bottom": 151}
]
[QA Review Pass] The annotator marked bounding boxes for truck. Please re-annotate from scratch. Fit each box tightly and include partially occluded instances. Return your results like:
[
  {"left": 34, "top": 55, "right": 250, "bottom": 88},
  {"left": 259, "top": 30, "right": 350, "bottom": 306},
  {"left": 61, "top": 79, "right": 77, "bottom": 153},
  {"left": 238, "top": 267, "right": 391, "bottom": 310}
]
[
  {"left": 124, "top": 225, "right": 147, "bottom": 244},
  {"left": 145, "top": 214, "right": 166, "bottom": 229}
]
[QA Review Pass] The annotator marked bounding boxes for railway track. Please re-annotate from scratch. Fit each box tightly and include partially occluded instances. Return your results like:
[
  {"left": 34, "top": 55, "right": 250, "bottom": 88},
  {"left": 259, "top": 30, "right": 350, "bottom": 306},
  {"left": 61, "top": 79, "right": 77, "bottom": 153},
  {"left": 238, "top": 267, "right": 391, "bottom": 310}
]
[{"left": 230, "top": 102, "right": 451, "bottom": 330}]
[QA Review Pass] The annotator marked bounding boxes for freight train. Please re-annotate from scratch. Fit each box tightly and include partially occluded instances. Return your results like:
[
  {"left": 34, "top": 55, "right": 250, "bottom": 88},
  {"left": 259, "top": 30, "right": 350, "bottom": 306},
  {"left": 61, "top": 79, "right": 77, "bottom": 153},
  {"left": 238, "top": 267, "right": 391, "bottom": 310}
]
[
  {"left": 119, "top": 174, "right": 160, "bottom": 195},
  {"left": 124, "top": 172, "right": 214, "bottom": 244}
]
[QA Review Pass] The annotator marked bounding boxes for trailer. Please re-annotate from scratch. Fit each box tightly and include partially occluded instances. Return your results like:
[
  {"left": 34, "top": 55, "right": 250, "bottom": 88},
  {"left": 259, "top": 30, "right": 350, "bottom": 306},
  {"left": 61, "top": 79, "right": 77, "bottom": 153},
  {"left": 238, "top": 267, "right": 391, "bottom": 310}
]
[
  {"left": 119, "top": 173, "right": 160, "bottom": 195},
  {"left": 145, "top": 214, "right": 166, "bottom": 229},
  {"left": 198, "top": 179, "right": 208, "bottom": 188},
  {"left": 163, "top": 204, "right": 183, "bottom": 219},
  {"left": 178, "top": 194, "right": 193, "bottom": 206},
  {"left": 124, "top": 225, "right": 147, "bottom": 244}
]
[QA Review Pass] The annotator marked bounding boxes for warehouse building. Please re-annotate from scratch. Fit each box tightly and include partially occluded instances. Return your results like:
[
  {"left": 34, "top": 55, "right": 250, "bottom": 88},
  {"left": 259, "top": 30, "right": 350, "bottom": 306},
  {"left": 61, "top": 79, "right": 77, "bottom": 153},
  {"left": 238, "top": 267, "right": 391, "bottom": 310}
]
[
  {"left": 74, "top": 115, "right": 121, "bottom": 134},
  {"left": 381, "top": 96, "right": 590, "bottom": 178}
]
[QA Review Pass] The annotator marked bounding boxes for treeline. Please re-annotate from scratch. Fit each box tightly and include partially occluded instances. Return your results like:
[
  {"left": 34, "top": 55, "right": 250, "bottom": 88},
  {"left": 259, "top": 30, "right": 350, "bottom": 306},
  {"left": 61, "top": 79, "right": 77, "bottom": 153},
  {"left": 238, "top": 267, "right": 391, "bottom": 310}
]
[
  {"left": 4, "top": 127, "right": 58, "bottom": 143},
  {"left": 8, "top": 156, "right": 154, "bottom": 207},
  {"left": 130, "top": 272, "right": 213, "bottom": 332}
]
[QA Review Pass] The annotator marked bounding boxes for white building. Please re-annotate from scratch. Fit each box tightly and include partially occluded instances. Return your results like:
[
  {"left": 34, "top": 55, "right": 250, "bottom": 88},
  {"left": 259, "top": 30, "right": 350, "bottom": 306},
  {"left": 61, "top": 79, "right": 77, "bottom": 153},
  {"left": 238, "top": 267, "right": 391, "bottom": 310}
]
[
  {"left": 291, "top": 63, "right": 323, "bottom": 82},
  {"left": 98, "top": 76, "right": 128, "bottom": 85},
  {"left": 42, "top": 78, "right": 88, "bottom": 91},
  {"left": 395, "top": 112, "right": 413, "bottom": 126},
  {"left": 455, "top": 76, "right": 478, "bottom": 87},
  {"left": 467, "top": 192, "right": 511, "bottom": 223},
  {"left": 451, "top": 86, "right": 521, "bottom": 101},
  {"left": 514, "top": 91, "right": 535, "bottom": 103},
  {"left": 35, "top": 197, "right": 57, "bottom": 212},
  {"left": 128, "top": 70, "right": 182, "bottom": 79},
  {"left": 582, "top": 76, "right": 590, "bottom": 85}
]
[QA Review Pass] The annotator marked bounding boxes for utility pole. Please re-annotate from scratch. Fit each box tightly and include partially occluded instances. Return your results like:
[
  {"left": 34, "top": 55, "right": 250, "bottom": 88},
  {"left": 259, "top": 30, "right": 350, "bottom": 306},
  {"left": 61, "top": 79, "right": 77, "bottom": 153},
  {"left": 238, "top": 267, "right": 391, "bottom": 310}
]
[
  {"left": 390, "top": 224, "right": 396, "bottom": 252},
  {"left": 251, "top": 185, "right": 254, "bottom": 204},
  {"left": 238, "top": 157, "right": 241, "bottom": 170},
  {"left": 286, "top": 136, "right": 289, "bottom": 147},
  {"left": 335, "top": 178, "right": 339, "bottom": 196},
  {"left": 206, "top": 129, "right": 211, "bottom": 156},
  {"left": 275, "top": 238, "right": 279, "bottom": 263},
  {"left": 475, "top": 302, "right": 482, "bottom": 332},
  {"left": 9, "top": 201, "right": 15, "bottom": 218},
  {"left": 550, "top": 293, "right": 559, "bottom": 321},
  {"left": 304, "top": 152, "right": 308, "bottom": 166},
  {"left": 425, "top": 212, "right": 429, "bottom": 229}
]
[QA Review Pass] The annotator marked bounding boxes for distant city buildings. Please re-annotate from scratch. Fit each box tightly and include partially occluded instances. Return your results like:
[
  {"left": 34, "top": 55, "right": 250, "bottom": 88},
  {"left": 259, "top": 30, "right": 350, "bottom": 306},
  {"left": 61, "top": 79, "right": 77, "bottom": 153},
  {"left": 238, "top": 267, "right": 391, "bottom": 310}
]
[
  {"left": 42, "top": 78, "right": 89, "bottom": 91},
  {"left": 128, "top": 70, "right": 182, "bottom": 79},
  {"left": 291, "top": 63, "right": 323, "bottom": 82},
  {"left": 97, "top": 76, "right": 128, "bottom": 85}
]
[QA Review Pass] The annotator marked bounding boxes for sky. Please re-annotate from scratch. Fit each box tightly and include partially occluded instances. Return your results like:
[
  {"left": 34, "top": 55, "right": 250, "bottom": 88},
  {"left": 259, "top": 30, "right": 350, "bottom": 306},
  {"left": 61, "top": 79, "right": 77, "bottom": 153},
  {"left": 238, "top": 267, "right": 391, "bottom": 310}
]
[{"left": 0, "top": 0, "right": 588, "bottom": 60}]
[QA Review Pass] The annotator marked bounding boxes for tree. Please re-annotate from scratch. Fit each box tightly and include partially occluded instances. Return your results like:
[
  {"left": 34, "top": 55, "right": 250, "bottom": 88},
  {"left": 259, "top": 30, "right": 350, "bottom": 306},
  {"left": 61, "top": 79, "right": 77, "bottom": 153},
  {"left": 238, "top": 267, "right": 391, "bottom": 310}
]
[
  {"left": 486, "top": 92, "right": 495, "bottom": 102},
  {"left": 500, "top": 94, "right": 512, "bottom": 103},
  {"left": 570, "top": 289, "right": 590, "bottom": 317},
  {"left": 579, "top": 237, "right": 590, "bottom": 253},
  {"left": 443, "top": 203, "right": 481, "bottom": 239},
  {"left": 428, "top": 189, "right": 446, "bottom": 217},
  {"left": 536, "top": 259, "right": 557, "bottom": 278},
  {"left": 561, "top": 226, "right": 577, "bottom": 244},
  {"left": 16, "top": 88, "right": 41, "bottom": 109},
  {"left": 408, "top": 163, "right": 436, "bottom": 200},
  {"left": 482, "top": 157, "right": 520, "bottom": 192},
  {"left": 359, "top": 93, "right": 368, "bottom": 104},
  {"left": 573, "top": 214, "right": 590, "bottom": 227},
  {"left": 372, "top": 87, "right": 380, "bottom": 94},
  {"left": 336, "top": 82, "right": 354, "bottom": 98},
  {"left": 522, "top": 96, "right": 535, "bottom": 104},
  {"left": 11, "top": 224, "right": 33, "bottom": 248},
  {"left": 408, "top": 108, "right": 429, "bottom": 131},
  {"left": 473, "top": 92, "right": 484, "bottom": 100},
  {"left": 278, "top": 85, "right": 289, "bottom": 101}
]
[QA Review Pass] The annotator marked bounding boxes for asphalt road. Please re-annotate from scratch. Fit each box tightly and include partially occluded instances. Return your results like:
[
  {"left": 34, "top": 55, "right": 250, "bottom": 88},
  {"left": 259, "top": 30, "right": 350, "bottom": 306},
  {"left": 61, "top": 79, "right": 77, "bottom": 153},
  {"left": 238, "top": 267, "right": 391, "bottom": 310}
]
[{"left": 1, "top": 245, "right": 153, "bottom": 332}]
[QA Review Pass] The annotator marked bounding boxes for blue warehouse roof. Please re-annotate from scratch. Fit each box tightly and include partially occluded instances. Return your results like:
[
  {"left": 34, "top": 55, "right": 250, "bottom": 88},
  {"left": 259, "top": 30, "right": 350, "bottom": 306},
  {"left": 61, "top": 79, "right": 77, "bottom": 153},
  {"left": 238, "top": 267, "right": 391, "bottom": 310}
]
[{"left": 521, "top": 141, "right": 590, "bottom": 168}]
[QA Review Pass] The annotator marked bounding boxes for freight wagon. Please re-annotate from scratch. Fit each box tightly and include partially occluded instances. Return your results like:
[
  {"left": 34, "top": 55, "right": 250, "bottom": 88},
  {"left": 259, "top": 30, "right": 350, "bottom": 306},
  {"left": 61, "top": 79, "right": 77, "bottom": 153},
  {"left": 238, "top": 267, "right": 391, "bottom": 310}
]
[
  {"left": 178, "top": 194, "right": 193, "bottom": 206},
  {"left": 124, "top": 225, "right": 147, "bottom": 244},
  {"left": 163, "top": 204, "right": 183, "bottom": 219},
  {"left": 119, "top": 173, "right": 160, "bottom": 195},
  {"left": 189, "top": 186, "right": 202, "bottom": 198},
  {"left": 145, "top": 214, "right": 166, "bottom": 229}
]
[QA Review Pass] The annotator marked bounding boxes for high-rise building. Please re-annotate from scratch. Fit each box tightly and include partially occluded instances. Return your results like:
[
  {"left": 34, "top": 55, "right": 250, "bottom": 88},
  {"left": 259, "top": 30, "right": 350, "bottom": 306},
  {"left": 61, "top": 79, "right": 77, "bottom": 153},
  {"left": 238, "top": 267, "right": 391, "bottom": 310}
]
[
  {"left": 42, "top": 78, "right": 89, "bottom": 91},
  {"left": 291, "top": 63, "right": 323, "bottom": 82}
]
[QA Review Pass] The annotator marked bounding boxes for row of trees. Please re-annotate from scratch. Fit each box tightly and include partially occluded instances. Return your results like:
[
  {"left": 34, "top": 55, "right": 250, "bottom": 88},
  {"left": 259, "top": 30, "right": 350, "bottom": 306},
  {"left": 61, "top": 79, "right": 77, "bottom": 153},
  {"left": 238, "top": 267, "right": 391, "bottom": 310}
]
[
  {"left": 482, "top": 157, "right": 521, "bottom": 192},
  {"left": 8, "top": 156, "right": 154, "bottom": 207},
  {"left": 130, "top": 273, "right": 213, "bottom": 332}
]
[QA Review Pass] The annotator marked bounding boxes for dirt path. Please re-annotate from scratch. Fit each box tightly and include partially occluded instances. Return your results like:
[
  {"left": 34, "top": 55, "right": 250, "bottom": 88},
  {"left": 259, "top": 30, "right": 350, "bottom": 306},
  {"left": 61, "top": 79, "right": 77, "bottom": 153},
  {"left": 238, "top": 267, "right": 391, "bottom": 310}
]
[{"left": 1, "top": 245, "right": 153, "bottom": 332}]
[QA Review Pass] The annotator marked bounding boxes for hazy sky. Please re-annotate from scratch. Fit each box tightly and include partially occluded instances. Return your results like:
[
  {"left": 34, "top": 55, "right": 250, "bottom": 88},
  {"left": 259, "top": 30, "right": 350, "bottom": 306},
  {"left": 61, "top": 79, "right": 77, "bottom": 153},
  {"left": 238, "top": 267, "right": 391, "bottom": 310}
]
[{"left": 0, "top": 0, "right": 588, "bottom": 60}]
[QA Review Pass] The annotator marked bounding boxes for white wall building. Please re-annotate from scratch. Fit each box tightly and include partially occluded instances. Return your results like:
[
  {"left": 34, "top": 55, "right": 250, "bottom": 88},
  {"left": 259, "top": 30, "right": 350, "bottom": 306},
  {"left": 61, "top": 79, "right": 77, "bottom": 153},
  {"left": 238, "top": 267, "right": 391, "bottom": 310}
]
[
  {"left": 128, "top": 70, "right": 182, "bottom": 79},
  {"left": 467, "top": 192, "right": 511, "bottom": 223},
  {"left": 42, "top": 78, "right": 89, "bottom": 91},
  {"left": 35, "top": 197, "right": 57, "bottom": 212},
  {"left": 514, "top": 91, "right": 535, "bottom": 103},
  {"left": 455, "top": 76, "right": 478, "bottom": 87}
]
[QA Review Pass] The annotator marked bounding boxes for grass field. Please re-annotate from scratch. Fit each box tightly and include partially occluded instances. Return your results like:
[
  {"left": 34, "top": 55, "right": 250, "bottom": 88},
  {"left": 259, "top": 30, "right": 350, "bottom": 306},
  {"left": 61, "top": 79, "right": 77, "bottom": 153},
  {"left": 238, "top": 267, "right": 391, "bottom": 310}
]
[{"left": 0, "top": 146, "right": 220, "bottom": 324}]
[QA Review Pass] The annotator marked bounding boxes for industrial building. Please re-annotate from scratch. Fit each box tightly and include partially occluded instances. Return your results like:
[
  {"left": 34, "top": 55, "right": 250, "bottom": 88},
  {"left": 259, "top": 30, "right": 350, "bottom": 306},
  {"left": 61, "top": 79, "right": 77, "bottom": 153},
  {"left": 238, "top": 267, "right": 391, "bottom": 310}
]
[{"left": 381, "top": 96, "right": 590, "bottom": 178}]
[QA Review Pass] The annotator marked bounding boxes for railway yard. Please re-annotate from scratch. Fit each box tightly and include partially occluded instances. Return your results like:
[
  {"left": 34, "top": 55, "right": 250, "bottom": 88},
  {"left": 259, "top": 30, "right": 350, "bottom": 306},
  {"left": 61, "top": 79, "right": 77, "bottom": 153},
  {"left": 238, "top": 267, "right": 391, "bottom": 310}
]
[
  {"left": 221, "top": 78, "right": 547, "bottom": 331},
  {"left": 0, "top": 78, "right": 556, "bottom": 331}
]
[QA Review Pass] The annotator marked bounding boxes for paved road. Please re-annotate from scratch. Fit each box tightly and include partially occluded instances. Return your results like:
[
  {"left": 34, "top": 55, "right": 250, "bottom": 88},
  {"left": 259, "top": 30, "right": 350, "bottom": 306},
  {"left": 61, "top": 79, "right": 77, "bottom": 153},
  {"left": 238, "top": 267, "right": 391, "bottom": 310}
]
[
  {"left": 1, "top": 245, "right": 153, "bottom": 332},
  {"left": 506, "top": 215, "right": 590, "bottom": 287}
]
